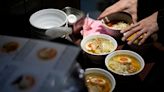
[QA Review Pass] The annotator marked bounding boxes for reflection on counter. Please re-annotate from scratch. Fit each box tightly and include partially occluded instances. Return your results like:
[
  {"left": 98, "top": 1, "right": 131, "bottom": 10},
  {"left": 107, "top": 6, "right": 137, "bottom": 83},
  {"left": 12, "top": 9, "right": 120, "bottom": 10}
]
[{"left": 0, "top": 35, "right": 88, "bottom": 92}]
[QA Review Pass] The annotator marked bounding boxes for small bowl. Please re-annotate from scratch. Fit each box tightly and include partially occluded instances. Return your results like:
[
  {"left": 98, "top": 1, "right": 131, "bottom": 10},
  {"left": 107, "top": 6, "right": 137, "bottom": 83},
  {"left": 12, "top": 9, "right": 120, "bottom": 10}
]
[
  {"left": 105, "top": 50, "right": 145, "bottom": 76},
  {"left": 62, "top": 6, "right": 85, "bottom": 25},
  {"left": 29, "top": 8, "right": 67, "bottom": 30},
  {"left": 102, "top": 12, "right": 133, "bottom": 38},
  {"left": 84, "top": 68, "right": 116, "bottom": 92},
  {"left": 80, "top": 34, "right": 118, "bottom": 64}
]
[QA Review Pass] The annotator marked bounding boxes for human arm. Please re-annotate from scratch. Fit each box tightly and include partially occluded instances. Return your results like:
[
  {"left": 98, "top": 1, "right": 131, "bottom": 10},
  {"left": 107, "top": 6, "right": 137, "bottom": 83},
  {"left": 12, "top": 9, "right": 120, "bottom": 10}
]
[
  {"left": 97, "top": 0, "right": 138, "bottom": 23},
  {"left": 121, "top": 12, "right": 159, "bottom": 45}
]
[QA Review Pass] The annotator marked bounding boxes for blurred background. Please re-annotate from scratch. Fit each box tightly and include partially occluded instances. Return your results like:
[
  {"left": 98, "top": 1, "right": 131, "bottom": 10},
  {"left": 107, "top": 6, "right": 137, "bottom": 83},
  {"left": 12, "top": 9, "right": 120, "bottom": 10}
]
[
  {"left": 0, "top": 0, "right": 80, "bottom": 37},
  {"left": 0, "top": 0, "right": 116, "bottom": 37},
  {"left": 80, "top": 0, "right": 115, "bottom": 19}
]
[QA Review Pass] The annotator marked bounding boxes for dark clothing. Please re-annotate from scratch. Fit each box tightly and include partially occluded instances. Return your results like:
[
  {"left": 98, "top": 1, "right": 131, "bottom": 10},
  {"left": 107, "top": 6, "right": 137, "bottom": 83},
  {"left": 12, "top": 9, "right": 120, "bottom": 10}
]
[
  {"left": 157, "top": 9, "right": 164, "bottom": 44},
  {"left": 138, "top": 0, "right": 164, "bottom": 44},
  {"left": 137, "top": 1, "right": 164, "bottom": 91}
]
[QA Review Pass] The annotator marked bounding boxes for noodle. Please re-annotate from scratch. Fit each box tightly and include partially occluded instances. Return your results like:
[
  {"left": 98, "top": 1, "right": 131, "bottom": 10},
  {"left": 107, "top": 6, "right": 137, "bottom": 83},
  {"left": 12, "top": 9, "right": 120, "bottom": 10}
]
[
  {"left": 108, "top": 54, "right": 141, "bottom": 74},
  {"left": 85, "top": 38, "right": 114, "bottom": 54},
  {"left": 85, "top": 73, "right": 111, "bottom": 92},
  {"left": 107, "top": 21, "right": 130, "bottom": 30}
]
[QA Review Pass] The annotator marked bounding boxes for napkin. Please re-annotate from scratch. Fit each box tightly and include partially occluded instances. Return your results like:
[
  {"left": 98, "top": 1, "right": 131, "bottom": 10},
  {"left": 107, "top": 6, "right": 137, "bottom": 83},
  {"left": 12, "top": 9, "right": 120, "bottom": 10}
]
[{"left": 80, "top": 17, "right": 108, "bottom": 37}]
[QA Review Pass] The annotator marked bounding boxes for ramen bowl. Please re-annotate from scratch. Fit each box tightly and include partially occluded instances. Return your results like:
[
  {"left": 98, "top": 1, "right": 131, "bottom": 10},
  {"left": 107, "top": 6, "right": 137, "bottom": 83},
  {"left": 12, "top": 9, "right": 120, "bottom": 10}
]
[
  {"left": 80, "top": 34, "right": 118, "bottom": 64},
  {"left": 105, "top": 50, "right": 145, "bottom": 76},
  {"left": 84, "top": 68, "right": 116, "bottom": 92},
  {"left": 102, "top": 12, "right": 133, "bottom": 39}
]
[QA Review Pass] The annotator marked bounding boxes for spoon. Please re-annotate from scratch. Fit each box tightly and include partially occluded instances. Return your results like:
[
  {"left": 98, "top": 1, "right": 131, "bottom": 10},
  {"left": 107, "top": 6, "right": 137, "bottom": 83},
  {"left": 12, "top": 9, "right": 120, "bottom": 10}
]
[{"left": 45, "top": 27, "right": 72, "bottom": 39}]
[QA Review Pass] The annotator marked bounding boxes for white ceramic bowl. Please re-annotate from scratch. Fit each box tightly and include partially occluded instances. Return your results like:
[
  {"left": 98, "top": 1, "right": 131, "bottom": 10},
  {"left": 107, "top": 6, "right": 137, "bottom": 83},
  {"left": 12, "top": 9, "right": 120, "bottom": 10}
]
[
  {"left": 80, "top": 34, "right": 118, "bottom": 56},
  {"left": 80, "top": 34, "right": 118, "bottom": 64},
  {"left": 84, "top": 68, "right": 116, "bottom": 92},
  {"left": 105, "top": 50, "right": 145, "bottom": 76},
  {"left": 29, "top": 8, "right": 67, "bottom": 30},
  {"left": 102, "top": 12, "right": 132, "bottom": 38}
]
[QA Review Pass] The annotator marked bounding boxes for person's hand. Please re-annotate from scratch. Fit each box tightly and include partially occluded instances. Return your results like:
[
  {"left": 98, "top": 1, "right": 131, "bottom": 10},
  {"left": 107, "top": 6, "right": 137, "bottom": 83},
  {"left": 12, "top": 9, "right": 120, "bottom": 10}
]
[
  {"left": 97, "top": 0, "right": 138, "bottom": 23},
  {"left": 121, "top": 12, "right": 159, "bottom": 45}
]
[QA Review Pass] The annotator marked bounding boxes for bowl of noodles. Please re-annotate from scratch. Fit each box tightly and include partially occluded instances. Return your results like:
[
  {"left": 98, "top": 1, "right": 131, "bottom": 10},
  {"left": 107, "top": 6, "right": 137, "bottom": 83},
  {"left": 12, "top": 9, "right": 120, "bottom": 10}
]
[
  {"left": 102, "top": 12, "right": 133, "bottom": 39},
  {"left": 84, "top": 68, "right": 116, "bottom": 92},
  {"left": 105, "top": 50, "right": 145, "bottom": 76},
  {"left": 80, "top": 34, "right": 118, "bottom": 63}
]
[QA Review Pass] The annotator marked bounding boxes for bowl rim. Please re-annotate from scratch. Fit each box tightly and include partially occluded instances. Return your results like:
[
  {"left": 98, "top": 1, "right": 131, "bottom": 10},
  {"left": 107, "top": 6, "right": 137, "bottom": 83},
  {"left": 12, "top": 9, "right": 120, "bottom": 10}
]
[
  {"left": 84, "top": 68, "right": 116, "bottom": 92},
  {"left": 80, "top": 34, "right": 118, "bottom": 56},
  {"left": 105, "top": 50, "right": 145, "bottom": 76},
  {"left": 29, "top": 8, "right": 68, "bottom": 30},
  {"left": 101, "top": 12, "right": 133, "bottom": 31}
]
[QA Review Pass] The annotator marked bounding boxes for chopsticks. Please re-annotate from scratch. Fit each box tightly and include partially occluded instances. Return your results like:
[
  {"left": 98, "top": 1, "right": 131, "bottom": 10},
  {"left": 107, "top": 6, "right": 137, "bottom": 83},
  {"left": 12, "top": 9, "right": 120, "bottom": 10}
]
[{"left": 85, "top": 13, "right": 93, "bottom": 30}]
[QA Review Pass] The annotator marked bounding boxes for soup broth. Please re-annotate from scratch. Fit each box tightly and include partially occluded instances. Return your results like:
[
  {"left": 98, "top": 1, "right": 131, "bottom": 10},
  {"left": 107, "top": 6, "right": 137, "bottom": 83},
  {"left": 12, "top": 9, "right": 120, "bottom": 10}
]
[
  {"left": 85, "top": 73, "right": 111, "bottom": 92},
  {"left": 108, "top": 54, "right": 141, "bottom": 74},
  {"left": 85, "top": 38, "right": 114, "bottom": 54}
]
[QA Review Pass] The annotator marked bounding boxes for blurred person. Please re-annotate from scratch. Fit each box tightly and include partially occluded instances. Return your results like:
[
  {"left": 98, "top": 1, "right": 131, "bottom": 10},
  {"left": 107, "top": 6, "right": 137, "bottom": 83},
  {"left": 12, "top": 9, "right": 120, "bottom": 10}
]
[
  {"left": 98, "top": 0, "right": 164, "bottom": 50},
  {"left": 98, "top": 0, "right": 138, "bottom": 23}
]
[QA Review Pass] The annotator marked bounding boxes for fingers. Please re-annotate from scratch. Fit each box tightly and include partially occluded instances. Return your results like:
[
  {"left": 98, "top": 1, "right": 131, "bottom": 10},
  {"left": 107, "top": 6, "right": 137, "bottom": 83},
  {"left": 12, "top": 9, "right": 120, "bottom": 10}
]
[
  {"left": 121, "top": 23, "right": 140, "bottom": 41},
  {"left": 97, "top": 1, "right": 124, "bottom": 19},
  {"left": 127, "top": 29, "right": 146, "bottom": 45},
  {"left": 138, "top": 33, "right": 149, "bottom": 45},
  {"left": 131, "top": 14, "right": 137, "bottom": 23},
  {"left": 122, "top": 9, "right": 137, "bottom": 23},
  {"left": 121, "top": 22, "right": 150, "bottom": 45},
  {"left": 138, "top": 29, "right": 154, "bottom": 45},
  {"left": 121, "top": 23, "right": 140, "bottom": 33}
]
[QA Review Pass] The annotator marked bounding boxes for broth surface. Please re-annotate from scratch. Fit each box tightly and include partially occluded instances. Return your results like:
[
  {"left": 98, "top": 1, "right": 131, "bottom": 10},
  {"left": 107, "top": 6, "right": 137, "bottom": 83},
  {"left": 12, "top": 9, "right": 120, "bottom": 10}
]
[
  {"left": 108, "top": 54, "right": 141, "bottom": 74},
  {"left": 85, "top": 38, "right": 114, "bottom": 54},
  {"left": 85, "top": 73, "right": 111, "bottom": 92}
]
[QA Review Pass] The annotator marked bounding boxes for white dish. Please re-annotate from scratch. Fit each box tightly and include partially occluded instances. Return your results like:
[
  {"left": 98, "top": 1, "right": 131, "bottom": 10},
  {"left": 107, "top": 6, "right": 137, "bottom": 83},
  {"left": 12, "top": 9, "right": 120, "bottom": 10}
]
[
  {"left": 80, "top": 34, "right": 118, "bottom": 56},
  {"left": 80, "top": 34, "right": 118, "bottom": 64},
  {"left": 105, "top": 50, "right": 145, "bottom": 76},
  {"left": 29, "top": 9, "right": 67, "bottom": 30},
  {"left": 85, "top": 68, "right": 116, "bottom": 92}
]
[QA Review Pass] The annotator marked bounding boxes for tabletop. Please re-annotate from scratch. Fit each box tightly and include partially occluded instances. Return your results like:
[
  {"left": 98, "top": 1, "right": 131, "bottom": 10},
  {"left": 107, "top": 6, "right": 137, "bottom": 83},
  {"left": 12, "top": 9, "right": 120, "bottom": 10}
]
[
  {"left": 1, "top": 9, "right": 164, "bottom": 92},
  {"left": 68, "top": 18, "right": 163, "bottom": 91}
]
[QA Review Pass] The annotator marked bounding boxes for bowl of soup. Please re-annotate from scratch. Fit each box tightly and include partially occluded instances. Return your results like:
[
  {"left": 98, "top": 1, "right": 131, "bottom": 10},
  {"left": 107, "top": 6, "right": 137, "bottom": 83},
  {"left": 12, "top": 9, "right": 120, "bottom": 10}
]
[
  {"left": 105, "top": 50, "right": 145, "bottom": 76},
  {"left": 102, "top": 12, "right": 133, "bottom": 39},
  {"left": 84, "top": 68, "right": 116, "bottom": 92},
  {"left": 80, "top": 34, "right": 118, "bottom": 63}
]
